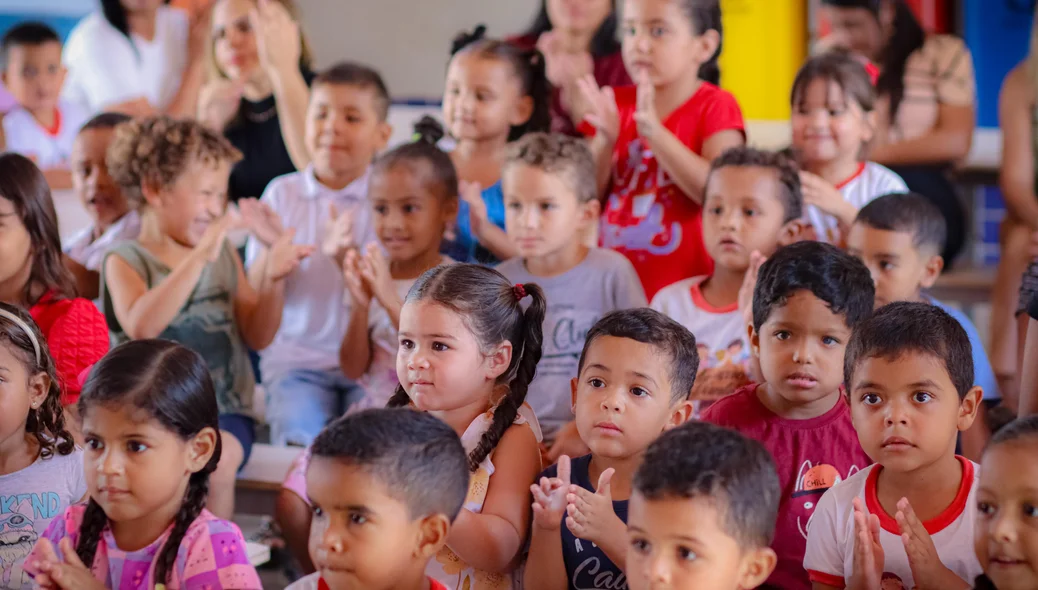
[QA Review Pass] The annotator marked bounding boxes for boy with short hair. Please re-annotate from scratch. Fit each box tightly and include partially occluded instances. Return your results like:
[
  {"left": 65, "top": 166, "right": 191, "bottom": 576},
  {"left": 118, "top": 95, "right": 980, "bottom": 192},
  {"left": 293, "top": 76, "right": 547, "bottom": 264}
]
[
  {"left": 652, "top": 147, "right": 803, "bottom": 413},
  {"left": 626, "top": 420, "right": 781, "bottom": 590},
  {"left": 286, "top": 408, "right": 469, "bottom": 590},
  {"left": 0, "top": 22, "right": 87, "bottom": 188},
  {"left": 847, "top": 192, "right": 1001, "bottom": 458},
  {"left": 524, "top": 308, "right": 698, "bottom": 589},
  {"left": 243, "top": 61, "right": 392, "bottom": 446},
  {"left": 701, "top": 241, "right": 875, "bottom": 590},
  {"left": 498, "top": 132, "right": 646, "bottom": 455},
  {"left": 804, "top": 302, "right": 984, "bottom": 589}
]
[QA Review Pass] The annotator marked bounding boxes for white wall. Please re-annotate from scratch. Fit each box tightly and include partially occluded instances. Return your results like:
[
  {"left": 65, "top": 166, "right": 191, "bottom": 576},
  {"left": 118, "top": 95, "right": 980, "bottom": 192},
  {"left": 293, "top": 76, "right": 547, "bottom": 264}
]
[{"left": 298, "top": 0, "right": 541, "bottom": 101}]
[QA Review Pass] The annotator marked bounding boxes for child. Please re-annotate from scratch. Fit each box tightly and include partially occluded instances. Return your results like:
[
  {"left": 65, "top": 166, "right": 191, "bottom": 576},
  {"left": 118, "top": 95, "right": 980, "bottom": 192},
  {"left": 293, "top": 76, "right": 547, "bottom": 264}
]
[
  {"left": 790, "top": 51, "right": 907, "bottom": 245},
  {"left": 651, "top": 147, "right": 803, "bottom": 413},
  {"left": 498, "top": 132, "right": 646, "bottom": 453},
  {"left": 390, "top": 263, "right": 544, "bottom": 587},
  {"left": 0, "top": 22, "right": 87, "bottom": 189},
  {"left": 847, "top": 192, "right": 1001, "bottom": 458},
  {"left": 626, "top": 420, "right": 780, "bottom": 590},
  {"left": 579, "top": 0, "right": 745, "bottom": 300},
  {"left": 804, "top": 302, "right": 984, "bottom": 589},
  {"left": 441, "top": 26, "right": 551, "bottom": 264},
  {"left": 973, "top": 414, "right": 1038, "bottom": 590},
  {"left": 25, "top": 339, "right": 261, "bottom": 589},
  {"left": 0, "top": 153, "right": 109, "bottom": 406},
  {"left": 525, "top": 308, "right": 697, "bottom": 589},
  {"left": 101, "top": 116, "right": 311, "bottom": 519},
  {"left": 241, "top": 62, "right": 391, "bottom": 448},
  {"left": 701, "top": 241, "right": 875, "bottom": 590},
  {"left": 0, "top": 303, "right": 84, "bottom": 590},
  {"left": 286, "top": 408, "right": 470, "bottom": 590},
  {"left": 63, "top": 112, "right": 140, "bottom": 302}
]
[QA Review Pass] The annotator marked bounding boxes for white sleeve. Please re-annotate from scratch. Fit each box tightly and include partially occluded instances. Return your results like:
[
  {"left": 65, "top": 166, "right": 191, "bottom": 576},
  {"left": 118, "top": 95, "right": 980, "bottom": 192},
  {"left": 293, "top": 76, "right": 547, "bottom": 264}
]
[
  {"left": 803, "top": 487, "right": 847, "bottom": 586},
  {"left": 650, "top": 283, "right": 676, "bottom": 314},
  {"left": 67, "top": 449, "right": 88, "bottom": 502},
  {"left": 878, "top": 165, "right": 909, "bottom": 195},
  {"left": 62, "top": 23, "right": 144, "bottom": 111}
]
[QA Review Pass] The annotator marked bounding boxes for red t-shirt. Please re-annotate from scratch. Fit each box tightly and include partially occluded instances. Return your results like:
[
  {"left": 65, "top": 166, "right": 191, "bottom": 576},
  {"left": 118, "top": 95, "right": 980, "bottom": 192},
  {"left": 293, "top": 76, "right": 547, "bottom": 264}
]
[
  {"left": 600, "top": 83, "right": 744, "bottom": 300},
  {"left": 29, "top": 292, "right": 110, "bottom": 404},
  {"left": 701, "top": 384, "right": 871, "bottom": 590}
]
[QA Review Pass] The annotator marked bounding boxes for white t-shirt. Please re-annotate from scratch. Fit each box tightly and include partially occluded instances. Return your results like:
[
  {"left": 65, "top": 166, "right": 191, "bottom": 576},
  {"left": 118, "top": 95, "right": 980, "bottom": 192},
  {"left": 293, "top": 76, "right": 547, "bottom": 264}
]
[
  {"left": 651, "top": 276, "right": 751, "bottom": 415},
  {"left": 62, "top": 7, "right": 189, "bottom": 113},
  {"left": 804, "top": 457, "right": 983, "bottom": 590},
  {"left": 2, "top": 101, "right": 88, "bottom": 169},
  {"left": 806, "top": 162, "right": 908, "bottom": 245},
  {"left": 64, "top": 210, "right": 141, "bottom": 272}
]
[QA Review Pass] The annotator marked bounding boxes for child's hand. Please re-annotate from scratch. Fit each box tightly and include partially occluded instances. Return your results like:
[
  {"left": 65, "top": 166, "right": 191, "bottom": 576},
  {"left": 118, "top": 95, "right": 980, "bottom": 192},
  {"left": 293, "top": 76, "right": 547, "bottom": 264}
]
[
  {"left": 800, "top": 171, "right": 856, "bottom": 224},
  {"left": 197, "top": 215, "right": 236, "bottom": 263},
  {"left": 322, "top": 204, "right": 355, "bottom": 269},
  {"left": 250, "top": 0, "right": 302, "bottom": 78},
  {"left": 849, "top": 497, "right": 883, "bottom": 590},
  {"left": 33, "top": 538, "right": 106, "bottom": 590},
  {"left": 565, "top": 468, "right": 625, "bottom": 545},
  {"left": 633, "top": 71, "right": 661, "bottom": 140},
  {"left": 238, "top": 198, "right": 285, "bottom": 248},
  {"left": 531, "top": 454, "right": 572, "bottom": 531},
  {"left": 358, "top": 244, "right": 398, "bottom": 310},
  {"left": 577, "top": 76, "right": 619, "bottom": 142},
  {"left": 343, "top": 249, "right": 373, "bottom": 309},
  {"left": 265, "top": 228, "right": 314, "bottom": 282},
  {"left": 545, "top": 421, "right": 590, "bottom": 466},
  {"left": 459, "top": 181, "right": 489, "bottom": 236},
  {"left": 896, "top": 498, "right": 970, "bottom": 590},
  {"left": 738, "top": 251, "right": 766, "bottom": 330}
]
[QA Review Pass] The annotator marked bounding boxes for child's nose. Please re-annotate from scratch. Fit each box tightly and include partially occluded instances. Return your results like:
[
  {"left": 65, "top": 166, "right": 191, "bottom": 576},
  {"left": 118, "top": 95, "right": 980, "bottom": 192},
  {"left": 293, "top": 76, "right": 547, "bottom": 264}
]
[
  {"left": 648, "top": 553, "right": 670, "bottom": 583},
  {"left": 992, "top": 511, "right": 1019, "bottom": 543},
  {"left": 98, "top": 449, "right": 123, "bottom": 475}
]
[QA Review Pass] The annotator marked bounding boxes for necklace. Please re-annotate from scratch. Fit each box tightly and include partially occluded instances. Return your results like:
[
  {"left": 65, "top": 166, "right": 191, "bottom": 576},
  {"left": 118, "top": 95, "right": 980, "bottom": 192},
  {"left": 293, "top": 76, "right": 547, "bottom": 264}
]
[{"left": 244, "top": 104, "right": 277, "bottom": 123}]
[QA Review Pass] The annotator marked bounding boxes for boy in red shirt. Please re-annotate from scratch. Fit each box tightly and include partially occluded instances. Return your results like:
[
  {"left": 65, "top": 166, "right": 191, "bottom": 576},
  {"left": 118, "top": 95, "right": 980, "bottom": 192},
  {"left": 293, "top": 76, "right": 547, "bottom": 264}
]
[{"left": 702, "top": 241, "right": 875, "bottom": 589}]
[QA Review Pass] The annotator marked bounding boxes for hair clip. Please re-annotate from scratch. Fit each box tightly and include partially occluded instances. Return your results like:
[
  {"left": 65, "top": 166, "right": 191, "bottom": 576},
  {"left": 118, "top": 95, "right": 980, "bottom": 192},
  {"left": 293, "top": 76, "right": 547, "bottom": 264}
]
[{"left": 513, "top": 284, "right": 527, "bottom": 301}]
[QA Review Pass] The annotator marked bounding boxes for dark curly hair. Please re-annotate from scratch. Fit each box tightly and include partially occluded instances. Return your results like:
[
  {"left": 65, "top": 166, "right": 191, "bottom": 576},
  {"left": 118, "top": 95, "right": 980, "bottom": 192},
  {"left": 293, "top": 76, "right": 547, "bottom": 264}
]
[{"left": 504, "top": 132, "right": 598, "bottom": 203}]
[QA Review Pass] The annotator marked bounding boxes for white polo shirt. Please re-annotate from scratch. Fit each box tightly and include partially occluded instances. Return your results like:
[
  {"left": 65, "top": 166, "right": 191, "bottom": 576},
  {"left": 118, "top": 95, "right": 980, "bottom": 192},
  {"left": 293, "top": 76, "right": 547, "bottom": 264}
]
[
  {"left": 2, "top": 101, "right": 88, "bottom": 168},
  {"left": 806, "top": 162, "right": 908, "bottom": 246},
  {"left": 245, "top": 166, "right": 376, "bottom": 384},
  {"left": 64, "top": 209, "right": 142, "bottom": 271}
]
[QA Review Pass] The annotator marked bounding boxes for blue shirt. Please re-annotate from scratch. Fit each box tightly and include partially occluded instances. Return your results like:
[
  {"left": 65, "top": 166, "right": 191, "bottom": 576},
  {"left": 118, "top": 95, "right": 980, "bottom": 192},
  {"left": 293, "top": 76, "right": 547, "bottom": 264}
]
[
  {"left": 930, "top": 297, "right": 1001, "bottom": 400},
  {"left": 441, "top": 181, "right": 505, "bottom": 264}
]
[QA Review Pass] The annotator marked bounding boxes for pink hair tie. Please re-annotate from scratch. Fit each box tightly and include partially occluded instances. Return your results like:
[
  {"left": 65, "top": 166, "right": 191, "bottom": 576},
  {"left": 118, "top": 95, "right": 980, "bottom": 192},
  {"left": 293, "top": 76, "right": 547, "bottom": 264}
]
[
  {"left": 513, "top": 284, "right": 527, "bottom": 302},
  {"left": 863, "top": 61, "right": 880, "bottom": 86}
]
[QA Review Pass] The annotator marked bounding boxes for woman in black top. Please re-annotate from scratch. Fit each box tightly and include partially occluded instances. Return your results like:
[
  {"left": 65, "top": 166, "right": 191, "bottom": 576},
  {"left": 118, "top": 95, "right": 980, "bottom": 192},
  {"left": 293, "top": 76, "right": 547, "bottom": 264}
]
[{"left": 200, "top": 0, "right": 313, "bottom": 201}]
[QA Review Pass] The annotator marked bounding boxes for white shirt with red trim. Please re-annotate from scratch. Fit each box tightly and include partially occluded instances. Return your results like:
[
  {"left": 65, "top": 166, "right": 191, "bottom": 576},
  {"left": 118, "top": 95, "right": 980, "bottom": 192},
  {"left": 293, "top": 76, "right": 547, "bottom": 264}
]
[
  {"left": 805, "top": 162, "right": 908, "bottom": 245},
  {"left": 2, "top": 100, "right": 87, "bottom": 169},
  {"left": 651, "top": 276, "right": 751, "bottom": 414},
  {"left": 803, "top": 457, "right": 983, "bottom": 590}
]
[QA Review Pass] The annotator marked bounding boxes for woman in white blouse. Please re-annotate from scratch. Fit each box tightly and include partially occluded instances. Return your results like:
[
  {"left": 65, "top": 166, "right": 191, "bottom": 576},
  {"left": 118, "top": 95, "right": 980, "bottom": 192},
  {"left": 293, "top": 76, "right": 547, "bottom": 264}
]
[{"left": 62, "top": 0, "right": 210, "bottom": 117}]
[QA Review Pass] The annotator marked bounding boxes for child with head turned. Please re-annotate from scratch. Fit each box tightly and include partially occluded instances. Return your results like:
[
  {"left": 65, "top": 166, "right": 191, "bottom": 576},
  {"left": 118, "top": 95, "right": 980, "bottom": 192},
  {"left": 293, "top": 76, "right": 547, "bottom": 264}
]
[
  {"left": 285, "top": 408, "right": 470, "bottom": 590},
  {"left": 652, "top": 147, "right": 803, "bottom": 414},
  {"left": 701, "top": 241, "right": 875, "bottom": 590},
  {"left": 525, "top": 308, "right": 697, "bottom": 590},
  {"left": 626, "top": 421, "right": 781, "bottom": 590},
  {"left": 805, "top": 302, "right": 985, "bottom": 589}
]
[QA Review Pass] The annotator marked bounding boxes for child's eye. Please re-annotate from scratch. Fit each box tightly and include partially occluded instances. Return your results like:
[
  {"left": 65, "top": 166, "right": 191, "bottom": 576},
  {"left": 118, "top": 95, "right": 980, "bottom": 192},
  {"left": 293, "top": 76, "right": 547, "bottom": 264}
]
[
  {"left": 312, "top": 506, "right": 325, "bottom": 518},
  {"left": 743, "top": 208, "right": 758, "bottom": 217},
  {"left": 650, "top": 26, "right": 665, "bottom": 37},
  {"left": 85, "top": 437, "right": 103, "bottom": 451},
  {"left": 588, "top": 378, "right": 606, "bottom": 389},
  {"left": 1024, "top": 504, "right": 1038, "bottom": 518},
  {"left": 403, "top": 204, "right": 417, "bottom": 214},
  {"left": 349, "top": 512, "right": 368, "bottom": 525},
  {"left": 540, "top": 203, "right": 554, "bottom": 211},
  {"left": 127, "top": 441, "right": 148, "bottom": 453},
  {"left": 432, "top": 342, "right": 450, "bottom": 352},
  {"left": 506, "top": 202, "right": 521, "bottom": 211},
  {"left": 708, "top": 206, "right": 722, "bottom": 216},
  {"left": 347, "top": 115, "right": 363, "bottom": 124},
  {"left": 448, "top": 87, "right": 460, "bottom": 97},
  {"left": 861, "top": 393, "right": 881, "bottom": 405},
  {"left": 399, "top": 339, "right": 415, "bottom": 350},
  {"left": 774, "top": 330, "right": 791, "bottom": 341},
  {"left": 912, "top": 392, "right": 933, "bottom": 403},
  {"left": 822, "top": 336, "right": 839, "bottom": 346},
  {"left": 373, "top": 205, "right": 388, "bottom": 215},
  {"left": 630, "top": 537, "right": 650, "bottom": 554},
  {"left": 630, "top": 387, "right": 649, "bottom": 398},
  {"left": 879, "top": 261, "right": 895, "bottom": 271},
  {"left": 977, "top": 501, "right": 995, "bottom": 516},
  {"left": 624, "top": 26, "right": 637, "bottom": 37},
  {"left": 677, "top": 546, "right": 697, "bottom": 562}
]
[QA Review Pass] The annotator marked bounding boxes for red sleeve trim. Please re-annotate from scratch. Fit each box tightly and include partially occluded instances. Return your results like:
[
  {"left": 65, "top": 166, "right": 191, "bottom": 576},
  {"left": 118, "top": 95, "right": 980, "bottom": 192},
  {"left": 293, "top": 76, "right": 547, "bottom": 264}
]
[
  {"left": 865, "top": 456, "right": 973, "bottom": 535},
  {"left": 577, "top": 120, "right": 597, "bottom": 138},
  {"left": 834, "top": 162, "right": 867, "bottom": 190},
  {"left": 808, "top": 570, "right": 846, "bottom": 588}
]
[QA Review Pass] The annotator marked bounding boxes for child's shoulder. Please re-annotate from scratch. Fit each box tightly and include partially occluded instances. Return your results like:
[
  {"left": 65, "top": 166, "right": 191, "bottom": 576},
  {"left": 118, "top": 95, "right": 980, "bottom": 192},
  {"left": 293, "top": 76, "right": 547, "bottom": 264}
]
[
  {"left": 650, "top": 276, "right": 707, "bottom": 309},
  {"left": 699, "top": 383, "right": 761, "bottom": 423},
  {"left": 858, "top": 162, "right": 909, "bottom": 192},
  {"left": 261, "top": 168, "right": 313, "bottom": 203},
  {"left": 180, "top": 509, "right": 249, "bottom": 547}
]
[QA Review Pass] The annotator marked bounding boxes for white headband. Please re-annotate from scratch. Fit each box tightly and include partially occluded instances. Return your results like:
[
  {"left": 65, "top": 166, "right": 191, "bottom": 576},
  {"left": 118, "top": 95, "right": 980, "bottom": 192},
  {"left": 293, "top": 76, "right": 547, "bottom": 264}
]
[{"left": 0, "top": 309, "right": 40, "bottom": 365}]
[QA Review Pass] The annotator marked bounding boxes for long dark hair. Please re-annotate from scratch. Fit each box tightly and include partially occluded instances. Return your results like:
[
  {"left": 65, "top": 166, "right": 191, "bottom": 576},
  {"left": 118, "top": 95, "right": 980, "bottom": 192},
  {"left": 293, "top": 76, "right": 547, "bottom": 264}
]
[
  {"left": 388, "top": 264, "right": 546, "bottom": 472},
  {"left": 75, "top": 340, "right": 222, "bottom": 584},
  {"left": 100, "top": 0, "right": 172, "bottom": 47},
  {"left": 451, "top": 26, "right": 552, "bottom": 142},
  {"left": 0, "top": 154, "right": 76, "bottom": 305},
  {"left": 522, "top": 0, "right": 621, "bottom": 58},
  {"left": 677, "top": 0, "right": 723, "bottom": 85}
]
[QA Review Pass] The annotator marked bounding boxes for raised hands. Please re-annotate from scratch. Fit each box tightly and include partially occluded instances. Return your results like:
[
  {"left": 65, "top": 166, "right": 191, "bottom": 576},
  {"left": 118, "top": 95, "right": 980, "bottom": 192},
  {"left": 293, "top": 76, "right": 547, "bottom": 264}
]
[
  {"left": 238, "top": 198, "right": 285, "bottom": 248},
  {"left": 186, "top": 0, "right": 216, "bottom": 65},
  {"left": 31, "top": 537, "right": 106, "bottom": 590},
  {"left": 738, "top": 250, "right": 766, "bottom": 329},
  {"left": 322, "top": 204, "right": 355, "bottom": 268},
  {"left": 250, "top": 0, "right": 302, "bottom": 77},
  {"left": 343, "top": 243, "right": 397, "bottom": 311},
  {"left": 564, "top": 467, "right": 624, "bottom": 546},
  {"left": 633, "top": 71, "right": 661, "bottom": 139},
  {"left": 197, "top": 214, "right": 238, "bottom": 263},
  {"left": 459, "top": 181, "right": 489, "bottom": 236},
  {"left": 849, "top": 497, "right": 883, "bottom": 590},
  {"left": 265, "top": 228, "right": 314, "bottom": 283},
  {"left": 896, "top": 498, "right": 971, "bottom": 590},
  {"left": 577, "top": 75, "right": 620, "bottom": 143},
  {"left": 198, "top": 78, "right": 245, "bottom": 131},
  {"left": 531, "top": 454, "right": 573, "bottom": 531}
]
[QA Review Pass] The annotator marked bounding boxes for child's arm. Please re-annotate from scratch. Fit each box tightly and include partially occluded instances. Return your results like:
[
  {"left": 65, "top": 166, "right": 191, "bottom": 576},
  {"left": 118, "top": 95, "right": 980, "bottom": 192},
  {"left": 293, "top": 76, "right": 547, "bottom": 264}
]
[
  {"left": 799, "top": 171, "right": 858, "bottom": 232},
  {"left": 461, "top": 182, "right": 518, "bottom": 261},
  {"left": 563, "top": 468, "right": 627, "bottom": 567},
  {"left": 524, "top": 456, "right": 573, "bottom": 590},
  {"left": 340, "top": 250, "right": 374, "bottom": 380},
  {"left": 447, "top": 423, "right": 541, "bottom": 572},
  {"left": 578, "top": 76, "right": 619, "bottom": 197},
  {"left": 895, "top": 499, "right": 972, "bottom": 590},
  {"left": 64, "top": 256, "right": 99, "bottom": 301},
  {"left": 238, "top": 229, "right": 314, "bottom": 351}
]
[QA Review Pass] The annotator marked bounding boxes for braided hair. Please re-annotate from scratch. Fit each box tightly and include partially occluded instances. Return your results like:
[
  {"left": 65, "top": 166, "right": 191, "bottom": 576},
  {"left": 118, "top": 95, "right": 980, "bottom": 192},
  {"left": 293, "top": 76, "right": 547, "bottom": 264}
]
[
  {"left": 387, "top": 264, "right": 546, "bottom": 472},
  {"left": 75, "top": 340, "right": 222, "bottom": 583}
]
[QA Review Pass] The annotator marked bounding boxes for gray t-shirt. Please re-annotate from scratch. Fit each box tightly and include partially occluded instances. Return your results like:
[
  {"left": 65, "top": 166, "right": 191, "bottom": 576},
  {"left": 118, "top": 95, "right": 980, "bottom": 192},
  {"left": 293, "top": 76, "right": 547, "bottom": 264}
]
[
  {"left": 0, "top": 448, "right": 86, "bottom": 590},
  {"left": 497, "top": 249, "right": 647, "bottom": 440}
]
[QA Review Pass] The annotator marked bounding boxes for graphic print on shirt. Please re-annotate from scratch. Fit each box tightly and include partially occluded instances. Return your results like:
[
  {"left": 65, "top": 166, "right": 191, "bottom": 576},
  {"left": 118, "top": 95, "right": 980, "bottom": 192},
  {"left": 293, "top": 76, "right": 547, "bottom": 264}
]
[
  {"left": 691, "top": 338, "right": 751, "bottom": 410},
  {"left": 794, "top": 460, "right": 861, "bottom": 540},
  {"left": 0, "top": 496, "right": 53, "bottom": 589},
  {"left": 541, "top": 305, "right": 602, "bottom": 388},
  {"left": 881, "top": 572, "right": 907, "bottom": 590},
  {"left": 571, "top": 537, "right": 627, "bottom": 590},
  {"left": 601, "top": 139, "right": 682, "bottom": 258}
]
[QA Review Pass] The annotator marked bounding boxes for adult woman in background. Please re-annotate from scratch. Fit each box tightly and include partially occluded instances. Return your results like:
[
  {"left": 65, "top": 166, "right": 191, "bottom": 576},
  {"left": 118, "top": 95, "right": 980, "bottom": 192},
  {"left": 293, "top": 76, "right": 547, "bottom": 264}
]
[
  {"left": 199, "top": 0, "right": 313, "bottom": 202},
  {"left": 510, "top": 0, "right": 629, "bottom": 136}
]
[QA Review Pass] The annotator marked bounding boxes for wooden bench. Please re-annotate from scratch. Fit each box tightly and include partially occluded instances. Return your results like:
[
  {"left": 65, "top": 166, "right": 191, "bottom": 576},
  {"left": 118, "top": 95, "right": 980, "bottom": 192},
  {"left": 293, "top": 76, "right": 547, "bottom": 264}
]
[
  {"left": 931, "top": 266, "right": 996, "bottom": 307},
  {"left": 235, "top": 443, "right": 305, "bottom": 516}
]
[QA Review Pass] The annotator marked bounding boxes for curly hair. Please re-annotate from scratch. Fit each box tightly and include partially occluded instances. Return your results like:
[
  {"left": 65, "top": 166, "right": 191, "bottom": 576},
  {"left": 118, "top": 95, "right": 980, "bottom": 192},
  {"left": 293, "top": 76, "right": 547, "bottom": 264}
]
[
  {"left": 504, "top": 132, "right": 597, "bottom": 204},
  {"left": 106, "top": 116, "right": 242, "bottom": 206}
]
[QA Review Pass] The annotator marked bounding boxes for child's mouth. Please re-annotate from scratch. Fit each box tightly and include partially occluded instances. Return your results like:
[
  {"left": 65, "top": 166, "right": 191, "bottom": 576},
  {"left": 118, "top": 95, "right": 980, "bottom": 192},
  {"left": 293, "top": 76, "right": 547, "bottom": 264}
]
[{"left": 785, "top": 373, "right": 817, "bottom": 389}]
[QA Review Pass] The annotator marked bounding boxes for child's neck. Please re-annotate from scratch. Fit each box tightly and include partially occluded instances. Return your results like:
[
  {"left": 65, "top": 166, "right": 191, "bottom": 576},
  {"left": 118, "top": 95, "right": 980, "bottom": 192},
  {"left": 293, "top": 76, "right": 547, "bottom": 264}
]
[
  {"left": 589, "top": 453, "right": 638, "bottom": 502},
  {"left": 0, "top": 432, "right": 38, "bottom": 477},
  {"left": 138, "top": 210, "right": 192, "bottom": 262},
  {"left": 126, "top": 10, "right": 158, "bottom": 41},
  {"left": 523, "top": 241, "right": 589, "bottom": 278},
  {"left": 0, "top": 260, "right": 34, "bottom": 307},
  {"left": 429, "top": 390, "right": 495, "bottom": 438},
  {"left": 755, "top": 383, "right": 840, "bottom": 421},
  {"left": 875, "top": 452, "right": 964, "bottom": 524},
  {"left": 110, "top": 481, "right": 189, "bottom": 552},
  {"left": 390, "top": 247, "right": 443, "bottom": 281},
  {"left": 806, "top": 158, "right": 862, "bottom": 187},
  {"left": 315, "top": 165, "right": 366, "bottom": 192},
  {"left": 699, "top": 266, "right": 745, "bottom": 309},
  {"left": 654, "top": 75, "right": 703, "bottom": 122},
  {"left": 452, "top": 139, "right": 505, "bottom": 187},
  {"left": 27, "top": 107, "right": 58, "bottom": 131},
  {"left": 94, "top": 211, "right": 130, "bottom": 241}
]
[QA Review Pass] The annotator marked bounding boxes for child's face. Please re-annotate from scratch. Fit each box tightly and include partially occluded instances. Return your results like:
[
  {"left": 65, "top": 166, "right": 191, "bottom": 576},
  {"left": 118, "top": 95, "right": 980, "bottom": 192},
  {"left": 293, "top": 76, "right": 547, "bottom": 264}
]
[
  {"left": 791, "top": 79, "right": 872, "bottom": 168},
  {"left": 846, "top": 223, "right": 941, "bottom": 308},
  {"left": 848, "top": 351, "right": 980, "bottom": 472},
  {"left": 503, "top": 163, "right": 597, "bottom": 262},
  {"left": 397, "top": 300, "right": 512, "bottom": 413},
  {"left": 211, "top": 0, "right": 261, "bottom": 83},
  {"left": 305, "top": 83, "right": 391, "bottom": 185},
  {"left": 2, "top": 42, "right": 64, "bottom": 114},
  {"left": 975, "top": 441, "right": 1038, "bottom": 590},
  {"left": 626, "top": 492, "right": 776, "bottom": 590},
  {"left": 146, "top": 158, "right": 231, "bottom": 248},
  {"left": 0, "top": 197, "right": 33, "bottom": 293},
  {"left": 0, "top": 342, "right": 49, "bottom": 453},
  {"left": 702, "top": 166, "right": 795, "bottom": 272},
  {"left": 72, "top": 128, "right": 132, "bottom": 231},
  {"left": 753, "top": 290, "right": 853, "bottom": 407},
  {"left": 370, "top": 163, "right": 456, "bottom": 264},
  {"left": 547, "top": 0, "right": 614, "bottom": 36},
  {"left": 621, "top": 0, "right": 715, "bottom": 87},
  {"left": 572, "top": 336, "right": 692, "bottom": 460},
  {"left": 82, "top": 405, "right": 216, "bottom": 530},
  {"left": 306, "top": 457, "right": 445, "bottom": 590},
  {"left": 443, "top": 53, "right": 532, "bottom": 142}
]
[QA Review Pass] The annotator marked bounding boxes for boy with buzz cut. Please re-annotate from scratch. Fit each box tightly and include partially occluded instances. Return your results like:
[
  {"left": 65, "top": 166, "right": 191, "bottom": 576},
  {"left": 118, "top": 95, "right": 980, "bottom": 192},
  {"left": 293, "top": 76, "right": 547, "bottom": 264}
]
[
  {"left": 652, "top": 147, "right": 803, "bottom": 414},
  {"left": 626, "top": 420, "right": 781, "bottom": 590},
  {"left": 525, "top": 308, "right": 697, "bottom": 590},
  {"left": 847, "top": 192, "right": 1001, "bottom": 458},
  {"left": 498, "top": 132, "right": 646, "bottom": 458},
  {"left": 1, "top": 22, "right": 87, "bottom": 188},
  {"left": 804, "top": 302, "right": 984, "bottom": 590},
  {"left": 286, "top": 408, "right": 469, "bottom": 590},
  {"left": 701, "top": 241, "right": 875, "bottom": 590}
]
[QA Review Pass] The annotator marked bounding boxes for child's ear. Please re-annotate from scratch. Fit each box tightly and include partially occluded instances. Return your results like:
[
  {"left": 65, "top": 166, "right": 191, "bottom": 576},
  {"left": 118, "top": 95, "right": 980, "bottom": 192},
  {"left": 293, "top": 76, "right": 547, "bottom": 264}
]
[
  {"left": 747, "top": 323, "right": 761, "bottom": 359},
  {"left": 187, "top": 427, "right": 218, "bottom": 473},
  {"left": 861, "top": 109, "right": 877, "bottom": 144},
  {"left": 485, "top": 341, "right": 514, "bottom": 382},
  {"left": 957, "top": 386, "right": 983, "bottom": 433},
  {"left": 918, "top": 253, "right": 944, "bottom": 290},
  {"left": 570, "top": 377, "right": 579, "bottom": 412},
  {"left": 27, "top": 372, "right": 51, "bottom": 411},
  {"left": 696, "top": 29, "right": 721, "bottom": 66},
  {"left": 778, "top": 219, "right": 806, "bottom": 247},
  {"left": 738, "top": 547, "right": 778, "bottom": 589},
  {"left": 414, "top": 513, "right": 451, "bottom": 559},
  {"left": 376, "top": 121, "right": 393, "bottom": 153},
  {"left": 509, "top": 95, "right": 535, "bottom": 128},
  {"left": 580, "top": 198, "right": 601, "bottom": 228},
  {"left": 140, "top": 179, "right": 165, "bottom": 208},
  {"left": 665, "top": 398, "right": 694, "bottom": 429}
]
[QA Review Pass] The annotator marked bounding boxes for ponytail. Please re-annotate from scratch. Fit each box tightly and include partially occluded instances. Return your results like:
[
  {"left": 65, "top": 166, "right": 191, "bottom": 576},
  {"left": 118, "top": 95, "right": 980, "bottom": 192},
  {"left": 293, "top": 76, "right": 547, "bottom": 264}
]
[
  {"left": 74, "top": 500, "right": 108, "bottom": 572},
  {"left": 678, "top": 0, "right": 724, "bottom": 85},
  {"left": 155, "top": 472, "right": 210, "bottom": 583}
]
